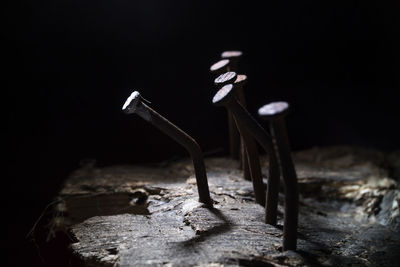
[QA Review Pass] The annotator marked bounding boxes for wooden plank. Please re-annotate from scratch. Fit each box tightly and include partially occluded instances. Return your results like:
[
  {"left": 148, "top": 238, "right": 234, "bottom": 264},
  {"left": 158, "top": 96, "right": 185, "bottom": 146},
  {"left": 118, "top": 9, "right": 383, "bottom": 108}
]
[{"left": 48, "top": 147, "right": 400, "bottom": 266}]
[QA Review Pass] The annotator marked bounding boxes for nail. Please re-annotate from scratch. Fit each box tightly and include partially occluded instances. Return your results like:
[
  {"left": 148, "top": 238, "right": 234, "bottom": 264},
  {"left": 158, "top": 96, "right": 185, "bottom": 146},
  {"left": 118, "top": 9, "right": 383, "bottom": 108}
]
[
  {"left": 212, "top": 85, "right": 263, "bottom": 206},
  {"left": 214, "top": 71, "right": 238, "bottom": 87},
  {"left": 214, "top": 71, "right": 240, "bottom": 161},
  {"left": 233, "top": 75, "right": 251, "bottom": 181},
  {"left": 213, "top": 53, "right": 242, "bottom": 160},
  {"left": 214, "top": 72, "right": 251, "bottom": 181},
  {"left": 122, "top": 91, "right": 213, "bottom": 207},
  {"left": 258, "top": 102, "right": 299, "bottom": 251},
  {"left": 212, "top": 84, "right": 281, "bottom": 220},
  {"left": 221, "top": 50, "right": 243, "bottom": 71},
  {"left": 210, "top": 68, "right": 240, "bottom": 160},
  {"left": 210, "top": 59, "right": 231, "bottom": 77}
]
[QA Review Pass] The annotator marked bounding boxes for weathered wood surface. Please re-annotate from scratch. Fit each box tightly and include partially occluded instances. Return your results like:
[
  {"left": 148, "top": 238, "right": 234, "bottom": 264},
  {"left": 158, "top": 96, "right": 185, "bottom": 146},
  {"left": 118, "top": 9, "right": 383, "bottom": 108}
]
[{"left": 51, "top": 146, "right": 400, "bottom": 266}]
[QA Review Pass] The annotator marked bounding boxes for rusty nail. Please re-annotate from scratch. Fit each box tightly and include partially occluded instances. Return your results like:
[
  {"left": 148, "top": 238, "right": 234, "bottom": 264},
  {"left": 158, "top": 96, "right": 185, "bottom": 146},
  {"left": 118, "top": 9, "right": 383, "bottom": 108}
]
[
  {"left": 213, "top": 84, "right": 268, "bottom": 206},
  {"left": 122, "top": 91, "right": 213, "bottom": 207},
  {"left": 214, "top": 72, "right": 250, "bottom": 181},
  {"left": 213, "top": 71, "right": 239, "bottom": 160},
  {"left": 210, "top": 67, "right": 240, "bottom": 160},
  {"left": 212, "top": 84, "right": 281, "bottom": 220},
  {"left": 258, "top": 102, "right": 299, "bottom": 251},
  {"left": 211, "top": 52, "right": 243, "bottom": 163},
  {"left": 233, "top": 74, "right": 251, "bottom": 181}
]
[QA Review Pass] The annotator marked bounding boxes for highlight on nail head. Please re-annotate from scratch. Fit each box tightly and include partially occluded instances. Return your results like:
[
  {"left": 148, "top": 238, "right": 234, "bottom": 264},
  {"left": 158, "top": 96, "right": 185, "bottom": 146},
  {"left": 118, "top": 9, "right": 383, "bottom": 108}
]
[
  {"left": 258, "top": 101, "right": 289, "bottom": 117},
  {"left": 234, "top": 74, "right": 247, "bottom": 85},
  {"left": 221, "top": 50, "right": 243, "bottom": 58},
  {"left": 212, "top": 84, "right": 234, "bottom": 105},
  {"left": 214, "top": 71, "right": 237, "bottom": 85},
  {"left": 210, "top": 59, "right": 230, "bottom": 72},
  {"left": 122, "top": 91, "right": 141, "bottom": 114}
]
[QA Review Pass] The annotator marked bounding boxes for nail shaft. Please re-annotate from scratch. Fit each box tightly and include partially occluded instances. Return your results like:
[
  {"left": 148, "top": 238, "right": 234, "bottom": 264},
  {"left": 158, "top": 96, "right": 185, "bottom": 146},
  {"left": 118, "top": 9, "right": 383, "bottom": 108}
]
[
  {"left": 259, "top": 102, "right": 298, "bottom": 251},
  {"left": 228, "top": 100, "right": 280, "bottom": 225},
  {"left": 213, "top": 85, "right": 280, "bottom": 211},
  {"left": 228, "top": 111, "right": 240, "bottom": 159},
  {"left": 214, "top": 72, "right": 241, "bottom": 160},
  {"left": 210, "top": 59, "right": 240, "bottom": 160},
  {"left": 123, "top": 92, "right": 212, "bottom": 207},
  {"left": 234, "top": 75, "right": 250, "bottom": 181},
  {"left": 231, "top": 114, "right": 265, "bottom": 206},
  {"left": 271, "top": 119, "right": 298, "bottom": 250}
]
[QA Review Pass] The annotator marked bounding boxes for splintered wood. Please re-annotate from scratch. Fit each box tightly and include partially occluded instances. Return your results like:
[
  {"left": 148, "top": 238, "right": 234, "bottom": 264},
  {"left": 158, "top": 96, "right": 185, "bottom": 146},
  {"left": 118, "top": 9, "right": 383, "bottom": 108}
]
[{"left": 52, "top": 147, "right": 400, "bottom": 266}]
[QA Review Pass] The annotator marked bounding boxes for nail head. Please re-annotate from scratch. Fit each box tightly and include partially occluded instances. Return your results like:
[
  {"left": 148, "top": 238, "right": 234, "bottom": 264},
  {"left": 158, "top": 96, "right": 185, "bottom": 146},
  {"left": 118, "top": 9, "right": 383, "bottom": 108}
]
[
  {"left": 122, "top": 91, "right": 141, "bottom": 114},
  {"left": 258, "top": 101, "right": 289, "bottom": 119},
  {"left": 212, "top": 84, "right": 234, "bottom": 106},
  {"left": 221, "top": 50, "right": 243, "bottom": 59},
  {"left": 210, "top": 59, "right": 230, "bottom": 72},
  {"left": 214, "top": 72, "right": 237, "bottom": 86},
  {"left": 234, "top": 74, "right": 247, "bottom": 86}
]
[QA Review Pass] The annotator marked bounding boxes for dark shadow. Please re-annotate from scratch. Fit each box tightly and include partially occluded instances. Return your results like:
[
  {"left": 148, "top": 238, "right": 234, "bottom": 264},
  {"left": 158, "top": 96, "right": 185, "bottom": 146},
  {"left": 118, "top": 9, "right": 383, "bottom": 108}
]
[
  {"left": 225, "top": 257, "right": 275, "bottom": 267},
  {"left": 179, "top": 207, "right": 232, "bottom": 246},
  {"left": 295, "top": 250, "right": 327, "bottom": 267}
]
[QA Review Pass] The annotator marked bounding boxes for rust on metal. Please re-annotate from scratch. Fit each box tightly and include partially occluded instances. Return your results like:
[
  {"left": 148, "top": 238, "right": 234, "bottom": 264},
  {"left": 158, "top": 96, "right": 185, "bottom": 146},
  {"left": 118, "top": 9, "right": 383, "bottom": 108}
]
[
  {"left": 213, "top": 84, "right": 267, "bottom": 206},
  {"left": 235, "top": 74, "right": 247, "bottom": 85},
  {"left": 233, "top": 74, "right": 250, "bottom": 180},
  {"left": 210, "top": 60, "right": 239, "bottom": 160},
  {"left": 258, "top": 101, "right": 299, "bottom": 251},
  {"left": 210, "top": 52, "right": 243, "bottom": 162},
  {"left": 213, "top": 83, "right": 281, "bottom": 224},
  {"left": 123, "top": 91, "right": 213, "bottom": 207}
]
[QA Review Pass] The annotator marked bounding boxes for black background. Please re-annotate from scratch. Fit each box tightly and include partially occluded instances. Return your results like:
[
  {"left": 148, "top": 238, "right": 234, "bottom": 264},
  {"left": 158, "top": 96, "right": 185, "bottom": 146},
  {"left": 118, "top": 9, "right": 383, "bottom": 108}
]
[{"left": 6, "top": 0, "right": 400, "bottom": 266}]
